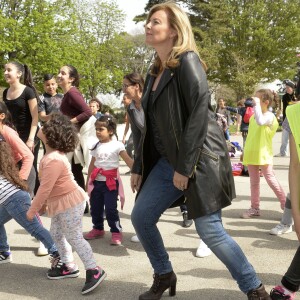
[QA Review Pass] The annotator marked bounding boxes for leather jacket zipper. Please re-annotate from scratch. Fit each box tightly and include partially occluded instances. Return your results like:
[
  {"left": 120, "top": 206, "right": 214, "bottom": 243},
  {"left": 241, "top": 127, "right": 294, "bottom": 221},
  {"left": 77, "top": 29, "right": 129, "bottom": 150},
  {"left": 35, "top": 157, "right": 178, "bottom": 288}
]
[
  {"left": 189, "top": 148, "right": 219, "bottom": 178},
  {"left": 201, "top": 148, "right": 219, "bottom": 161},
  {"left": 168, "top": 89, "right": 179, "bottom": 149}
]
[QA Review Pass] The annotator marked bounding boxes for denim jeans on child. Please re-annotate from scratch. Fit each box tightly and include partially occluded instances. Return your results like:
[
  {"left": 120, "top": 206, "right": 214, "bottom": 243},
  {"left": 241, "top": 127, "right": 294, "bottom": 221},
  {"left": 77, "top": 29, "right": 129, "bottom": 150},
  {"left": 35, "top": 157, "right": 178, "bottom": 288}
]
[
  {"left": 131, "top": 158, "right": 261, "bottom": 294},
  {"left": 0, "top": 190, "right": 57, "bottom": 254},
  {"left": 90, "top": 180, "right": 122, "bottom": 233},
  {"left": 280, "top": 128, "right": 289, "bottom": 156}
]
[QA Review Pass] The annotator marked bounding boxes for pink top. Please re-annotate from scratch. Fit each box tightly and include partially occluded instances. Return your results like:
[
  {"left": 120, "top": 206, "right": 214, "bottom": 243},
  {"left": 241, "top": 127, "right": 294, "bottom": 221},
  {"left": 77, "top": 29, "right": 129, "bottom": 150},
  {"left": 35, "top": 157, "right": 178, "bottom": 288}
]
[
  {"left": 28, "top": 150, "right": 88, "bottom": 217},
  {"left": 2, "top": 125, "right": 33, "bottom": 180}
]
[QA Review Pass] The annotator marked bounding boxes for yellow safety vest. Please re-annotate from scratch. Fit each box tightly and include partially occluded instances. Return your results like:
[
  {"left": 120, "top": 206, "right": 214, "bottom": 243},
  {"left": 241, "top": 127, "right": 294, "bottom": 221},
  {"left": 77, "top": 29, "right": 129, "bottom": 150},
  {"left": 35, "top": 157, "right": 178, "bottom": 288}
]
[{"left": 286, "top": 103, "right": 300, "bottom": 162}]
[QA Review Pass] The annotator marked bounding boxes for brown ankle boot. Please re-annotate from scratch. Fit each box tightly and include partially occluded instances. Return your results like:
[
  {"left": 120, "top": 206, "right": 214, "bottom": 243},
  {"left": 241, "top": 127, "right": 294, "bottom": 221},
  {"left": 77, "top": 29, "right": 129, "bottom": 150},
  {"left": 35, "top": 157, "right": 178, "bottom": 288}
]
[
  {"left": 247, "top": 284, "right": 271, "bottom": 300},
  {"left": 139, "top": 271, "right": 177, "bottom": 300}
]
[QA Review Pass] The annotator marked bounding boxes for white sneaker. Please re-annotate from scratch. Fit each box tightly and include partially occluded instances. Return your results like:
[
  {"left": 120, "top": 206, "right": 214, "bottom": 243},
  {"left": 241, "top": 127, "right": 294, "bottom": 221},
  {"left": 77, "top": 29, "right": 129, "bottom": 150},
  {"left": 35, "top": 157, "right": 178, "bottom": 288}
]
[
  {"left": 37, "top": 241, "right": 48, "bottom": 256},
  {"left": 196, "top": 240, "right": 212, "bottom": 258},
  {"left": 269, "top": 224, "right": 293, "bottom": 235},
  {"left": 130, "top": 235, "right": 140, "bottom": 243}
]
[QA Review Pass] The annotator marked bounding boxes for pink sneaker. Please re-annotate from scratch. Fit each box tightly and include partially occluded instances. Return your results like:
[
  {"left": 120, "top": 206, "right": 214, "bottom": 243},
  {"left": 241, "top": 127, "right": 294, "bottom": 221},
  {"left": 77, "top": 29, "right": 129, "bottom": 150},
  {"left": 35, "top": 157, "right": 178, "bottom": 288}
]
[
  {"left": 270, "top": 285, "right": 295, "bottom": 299},
  {"left": 84, "top": 229, "right": 105, "bottom": 240},
  {"left": 241, "top": 208, "right": 260, "bottom": 219},
  {"left": 111, "top": 232, "right": 122, "bottom": 245}
]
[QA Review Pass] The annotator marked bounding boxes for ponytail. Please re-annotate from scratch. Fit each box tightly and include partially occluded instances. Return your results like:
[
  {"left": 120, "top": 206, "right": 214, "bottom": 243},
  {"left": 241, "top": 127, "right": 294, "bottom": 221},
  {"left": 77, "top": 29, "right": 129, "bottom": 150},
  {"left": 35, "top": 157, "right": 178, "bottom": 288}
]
[{"left": 23, "top": 64, "right": 39, "bottom": 100}]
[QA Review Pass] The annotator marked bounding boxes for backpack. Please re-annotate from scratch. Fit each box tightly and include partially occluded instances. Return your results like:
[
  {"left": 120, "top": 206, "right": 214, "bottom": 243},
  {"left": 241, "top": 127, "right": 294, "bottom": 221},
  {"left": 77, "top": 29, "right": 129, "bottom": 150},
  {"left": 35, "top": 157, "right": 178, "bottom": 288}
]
[{"left": 243, "top": 107, "right": 254, "bottom": 124}]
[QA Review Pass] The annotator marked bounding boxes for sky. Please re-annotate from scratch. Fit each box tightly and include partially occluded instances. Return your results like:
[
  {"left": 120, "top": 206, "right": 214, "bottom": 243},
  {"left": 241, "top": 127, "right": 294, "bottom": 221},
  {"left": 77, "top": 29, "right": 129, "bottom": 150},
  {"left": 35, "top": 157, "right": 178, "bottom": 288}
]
[{"left": 116, "top": 0, "right": 148, "bottom": 33}]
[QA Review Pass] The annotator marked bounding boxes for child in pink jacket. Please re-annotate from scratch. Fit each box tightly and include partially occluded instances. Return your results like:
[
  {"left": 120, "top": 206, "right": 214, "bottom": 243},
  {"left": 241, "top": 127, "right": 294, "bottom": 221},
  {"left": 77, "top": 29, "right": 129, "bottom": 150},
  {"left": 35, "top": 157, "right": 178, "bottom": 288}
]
[{"left": 27, "top": 113, "right": 106, "bottom": 295}]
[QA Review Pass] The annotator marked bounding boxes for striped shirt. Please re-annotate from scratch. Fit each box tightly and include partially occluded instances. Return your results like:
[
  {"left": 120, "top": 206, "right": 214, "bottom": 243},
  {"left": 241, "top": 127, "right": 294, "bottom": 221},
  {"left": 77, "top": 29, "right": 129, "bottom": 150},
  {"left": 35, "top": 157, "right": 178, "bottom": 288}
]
[{"left": 0, "top": 175, "right": 20, "bottom": 205}]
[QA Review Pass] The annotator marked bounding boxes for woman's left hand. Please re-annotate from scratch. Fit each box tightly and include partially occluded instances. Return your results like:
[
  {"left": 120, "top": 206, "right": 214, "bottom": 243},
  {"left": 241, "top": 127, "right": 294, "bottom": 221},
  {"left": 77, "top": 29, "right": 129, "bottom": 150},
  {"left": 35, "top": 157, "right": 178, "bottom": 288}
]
[
  {"left": 173, "top": 171, "right": 189, "bottom": 191},
  {"left": 26, "top": 139, "right": 34, "bottom": 152}
]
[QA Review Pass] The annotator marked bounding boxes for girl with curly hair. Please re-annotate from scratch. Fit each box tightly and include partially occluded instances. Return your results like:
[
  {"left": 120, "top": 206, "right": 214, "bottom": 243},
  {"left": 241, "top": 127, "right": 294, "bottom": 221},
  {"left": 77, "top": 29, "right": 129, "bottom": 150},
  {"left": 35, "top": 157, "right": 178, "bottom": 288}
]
[
  {"left": 0, "top": 133, "right": 58, "bottom": 264},
  {"left": 26, "top": 113, "right": 106, "bottom": 295}
]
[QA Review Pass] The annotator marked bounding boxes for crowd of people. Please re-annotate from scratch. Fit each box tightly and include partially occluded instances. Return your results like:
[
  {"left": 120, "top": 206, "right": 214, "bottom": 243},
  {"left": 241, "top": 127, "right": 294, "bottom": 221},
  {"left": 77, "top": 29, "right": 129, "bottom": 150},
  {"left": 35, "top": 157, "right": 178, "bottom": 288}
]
[{"left": 0, "top": 2, "right": 300, "bottom": 300}]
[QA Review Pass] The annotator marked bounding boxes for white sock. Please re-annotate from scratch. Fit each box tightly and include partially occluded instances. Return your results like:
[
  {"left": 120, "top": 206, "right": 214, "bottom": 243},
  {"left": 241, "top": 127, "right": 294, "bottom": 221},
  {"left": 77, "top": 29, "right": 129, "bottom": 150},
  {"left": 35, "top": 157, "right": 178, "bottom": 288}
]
[{"left": 282, "top": 286, "right": 294, "bottom": 295}]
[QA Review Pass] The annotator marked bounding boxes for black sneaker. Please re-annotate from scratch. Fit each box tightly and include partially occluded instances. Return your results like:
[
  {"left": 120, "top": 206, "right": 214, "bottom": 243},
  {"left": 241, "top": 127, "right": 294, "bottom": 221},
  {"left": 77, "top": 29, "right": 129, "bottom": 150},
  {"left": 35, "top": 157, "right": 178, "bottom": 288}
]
[
  {"left": 81, "top": 267, "right": 106, "bottom": 295},
  {"left": 270, "top": 286, "right": 295, "bottom": 299},
  {"left": 0, "top": 251, "right": 12, "bottom": 264},
  {"left": 47, "top": 261, "right": 80, "bottom": 280},
  {"left": 182, "top": 211, "right": 193, "bottom": 228}
]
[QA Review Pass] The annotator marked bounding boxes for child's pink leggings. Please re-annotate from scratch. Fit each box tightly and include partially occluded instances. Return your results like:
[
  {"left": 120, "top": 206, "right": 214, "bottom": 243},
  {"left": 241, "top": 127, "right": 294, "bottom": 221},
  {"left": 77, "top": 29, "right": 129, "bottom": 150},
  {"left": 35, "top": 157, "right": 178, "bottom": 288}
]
[{"left": 247, "top": 165, "right": 286, "bottom": 210}]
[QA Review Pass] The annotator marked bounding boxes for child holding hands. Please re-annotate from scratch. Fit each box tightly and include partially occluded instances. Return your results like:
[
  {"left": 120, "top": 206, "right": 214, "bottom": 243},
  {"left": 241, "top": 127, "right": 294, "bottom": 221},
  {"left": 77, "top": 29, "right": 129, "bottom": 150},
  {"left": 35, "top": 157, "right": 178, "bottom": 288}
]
[
  {"left": 27, "top": 113, "right": 106, "bottom": 295},
  {"left": 84, "top": 116, "right": 133, "bottom": 245},
  {"left": 242, "top": 89, "right": 286, "bottom": 218}
]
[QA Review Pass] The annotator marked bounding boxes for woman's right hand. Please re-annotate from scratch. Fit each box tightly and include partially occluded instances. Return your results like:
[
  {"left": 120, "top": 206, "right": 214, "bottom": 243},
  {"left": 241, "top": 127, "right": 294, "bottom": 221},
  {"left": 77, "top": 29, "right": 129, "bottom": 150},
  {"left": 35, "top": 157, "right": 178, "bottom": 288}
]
[
  {"left": 131, "top": 173, "right": 142, "bottom": 193},
  {"left": 26, "top": 139, "right": 34, "bottom": 152}
]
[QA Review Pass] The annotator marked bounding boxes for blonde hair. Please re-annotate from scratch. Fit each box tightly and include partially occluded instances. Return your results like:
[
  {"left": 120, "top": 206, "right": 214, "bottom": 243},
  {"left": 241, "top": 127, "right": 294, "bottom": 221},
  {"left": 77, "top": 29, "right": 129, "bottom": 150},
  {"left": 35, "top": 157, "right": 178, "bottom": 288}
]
[
  {"left": 255, "top": 89, "right": 274, "bottom": 107},
  {"left": 147, "top": 1, "right": 207, "bottom": 75}
]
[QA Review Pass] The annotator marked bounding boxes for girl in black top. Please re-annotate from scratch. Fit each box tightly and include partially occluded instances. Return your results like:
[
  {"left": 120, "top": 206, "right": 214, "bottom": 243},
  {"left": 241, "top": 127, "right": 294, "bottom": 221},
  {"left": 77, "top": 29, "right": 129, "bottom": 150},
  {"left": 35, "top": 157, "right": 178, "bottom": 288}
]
[{"left": 3, "top": 62, "right": 40, "bottom": 193}]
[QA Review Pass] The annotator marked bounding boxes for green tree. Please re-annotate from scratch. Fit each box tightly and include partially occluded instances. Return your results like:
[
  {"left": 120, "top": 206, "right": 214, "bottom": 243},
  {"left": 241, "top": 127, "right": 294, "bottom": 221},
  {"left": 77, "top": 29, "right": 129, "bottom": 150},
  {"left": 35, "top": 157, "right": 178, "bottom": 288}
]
[
  {"left": 69, "top": 0, "right": 127, "bottom": 98},
  {"left": 0, "top": 0, "right": 77, "bottom": 90},
  {"left": 201, "top": 0, "right": 300, "bottom": 99}
]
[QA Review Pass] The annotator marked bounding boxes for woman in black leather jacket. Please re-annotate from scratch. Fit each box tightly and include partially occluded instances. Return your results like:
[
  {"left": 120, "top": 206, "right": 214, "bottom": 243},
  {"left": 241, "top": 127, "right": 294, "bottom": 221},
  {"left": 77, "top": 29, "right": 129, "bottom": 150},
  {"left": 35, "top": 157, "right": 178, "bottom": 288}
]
[{"left": 130, "top": 2, "right": 270, "bottom": 300}]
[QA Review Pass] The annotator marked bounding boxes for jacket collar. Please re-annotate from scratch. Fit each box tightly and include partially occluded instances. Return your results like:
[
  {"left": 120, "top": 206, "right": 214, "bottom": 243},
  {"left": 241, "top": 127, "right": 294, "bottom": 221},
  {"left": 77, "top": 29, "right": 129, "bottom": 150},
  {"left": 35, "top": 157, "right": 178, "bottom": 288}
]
[{"left": 142, "top": 68, "right": 174, "bottom": 111}]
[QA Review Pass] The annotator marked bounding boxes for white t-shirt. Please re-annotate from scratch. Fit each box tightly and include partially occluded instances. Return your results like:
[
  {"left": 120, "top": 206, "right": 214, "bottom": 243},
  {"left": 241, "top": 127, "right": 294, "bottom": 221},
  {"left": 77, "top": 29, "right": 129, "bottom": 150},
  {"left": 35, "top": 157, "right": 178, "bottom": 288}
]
[{"left": 91, "top": 140, "right": 125, "bottom": 181}]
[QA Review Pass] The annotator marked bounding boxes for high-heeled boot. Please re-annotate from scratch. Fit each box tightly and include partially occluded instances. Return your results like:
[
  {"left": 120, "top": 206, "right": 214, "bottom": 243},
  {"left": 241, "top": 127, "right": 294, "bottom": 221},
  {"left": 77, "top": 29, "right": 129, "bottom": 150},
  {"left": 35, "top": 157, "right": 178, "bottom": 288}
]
[
  {"left": 247, "top": 284, "right": 271, "bottom": 300},
  {"left": 139, "top": 271, "right": 177, "bottom": 300}
]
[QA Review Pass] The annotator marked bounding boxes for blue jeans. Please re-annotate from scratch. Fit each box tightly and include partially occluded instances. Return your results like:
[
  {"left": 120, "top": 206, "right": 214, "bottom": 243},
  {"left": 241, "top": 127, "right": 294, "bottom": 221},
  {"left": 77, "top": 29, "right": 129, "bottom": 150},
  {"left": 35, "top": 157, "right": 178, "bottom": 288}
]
[
  {"left": 131, "top": 158, "right": 261, "bottom": 294},
  {"left": 224, "top": 128, "right": 230, "bottom": 140},
  {"left": 0, "top": 190, "right": 57, "bottom": 254},
  {"left": 280, "top": 128, "right": 289, "bottom": 156}
]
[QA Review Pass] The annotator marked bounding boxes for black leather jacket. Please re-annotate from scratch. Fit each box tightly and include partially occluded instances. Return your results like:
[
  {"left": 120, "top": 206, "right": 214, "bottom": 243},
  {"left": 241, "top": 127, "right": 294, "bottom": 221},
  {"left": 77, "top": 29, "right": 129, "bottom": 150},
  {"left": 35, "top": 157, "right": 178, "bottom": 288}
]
[{"left": 133, "top": 52, "right": 235, "bottom": 219}]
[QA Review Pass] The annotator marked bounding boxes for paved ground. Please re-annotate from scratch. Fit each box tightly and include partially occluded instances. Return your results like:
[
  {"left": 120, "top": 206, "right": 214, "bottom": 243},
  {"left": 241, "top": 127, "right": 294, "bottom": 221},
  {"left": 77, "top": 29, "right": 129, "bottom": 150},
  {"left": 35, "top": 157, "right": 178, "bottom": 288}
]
[{"left": 1, "top": 131, "right": 299, "bottom": 300}]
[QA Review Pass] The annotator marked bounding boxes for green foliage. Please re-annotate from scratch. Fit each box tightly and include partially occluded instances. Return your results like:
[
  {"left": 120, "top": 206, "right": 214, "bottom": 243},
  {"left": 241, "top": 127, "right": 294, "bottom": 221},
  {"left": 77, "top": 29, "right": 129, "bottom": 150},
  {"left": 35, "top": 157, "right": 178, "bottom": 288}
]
[
  {"left": 0, "top": 0, "right": 153, "bottom": 100},
  {"left": 201, "top": 0, "right": 300, "bottom": 99}
]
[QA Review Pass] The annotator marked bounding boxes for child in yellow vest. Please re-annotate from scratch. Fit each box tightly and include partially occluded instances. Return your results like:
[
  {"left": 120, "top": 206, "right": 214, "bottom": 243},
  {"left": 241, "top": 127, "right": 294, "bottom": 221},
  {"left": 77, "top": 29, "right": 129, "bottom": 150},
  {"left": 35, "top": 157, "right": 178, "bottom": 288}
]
[{"left": 241, "top": 89, "right": 286, "bottom": 218}]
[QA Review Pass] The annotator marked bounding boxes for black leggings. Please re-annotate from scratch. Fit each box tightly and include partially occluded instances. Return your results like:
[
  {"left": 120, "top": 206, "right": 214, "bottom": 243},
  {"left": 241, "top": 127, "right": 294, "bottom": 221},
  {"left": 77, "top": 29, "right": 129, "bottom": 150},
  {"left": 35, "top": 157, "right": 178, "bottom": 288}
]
[
  {"left": 282, "top": 246, "right": 300, "bottom": 292},
  {"left": 71, "top": 157, "right": 85, "bottom": 189}
]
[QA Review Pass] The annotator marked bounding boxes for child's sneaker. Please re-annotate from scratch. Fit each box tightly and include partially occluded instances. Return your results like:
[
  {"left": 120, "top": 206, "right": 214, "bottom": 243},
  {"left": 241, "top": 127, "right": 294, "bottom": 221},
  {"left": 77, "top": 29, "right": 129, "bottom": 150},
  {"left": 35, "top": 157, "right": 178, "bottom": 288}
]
[
  {"left": 241, "top": 208, "right": 260, "bottom": 219},
  {"left": 269, "top": 224, "right": 293, "bottom": 235},
  {"left": 0, "top": 251, "right": 12, "bottom": 264},
  {"left": 270, "top": 285, "right": 295, "bottom": 299},
  {"left": 81, "top": 267, "right": 106, "bottom": 295},
  {"left": 37, "top": 241, "right": 48, "bottom": 256},
  {"left": 196, "top": 240, "right": 212, "bottom": 258},
  {"left": 84, "top": 229, "right": 105, "bottom": 240},
  {"left": 111, "top": 232, "right": 122, "bottom": 245},
  {"left": 47, "top": 262, "right": 79, "bottom": 279},
  {"left": 47, "top": 252, "right": 79, "bottom": 279}
]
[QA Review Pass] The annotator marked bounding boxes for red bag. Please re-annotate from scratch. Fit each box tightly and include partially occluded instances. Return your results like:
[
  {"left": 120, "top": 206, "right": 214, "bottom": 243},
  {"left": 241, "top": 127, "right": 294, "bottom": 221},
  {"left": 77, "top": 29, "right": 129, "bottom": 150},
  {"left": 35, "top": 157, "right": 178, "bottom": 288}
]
[
  {"left": 243, "top": 107, "right": 254, "bottom": 124},
  {"left": 231, "top": 162, "right": 243, "bottom": 176}
]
